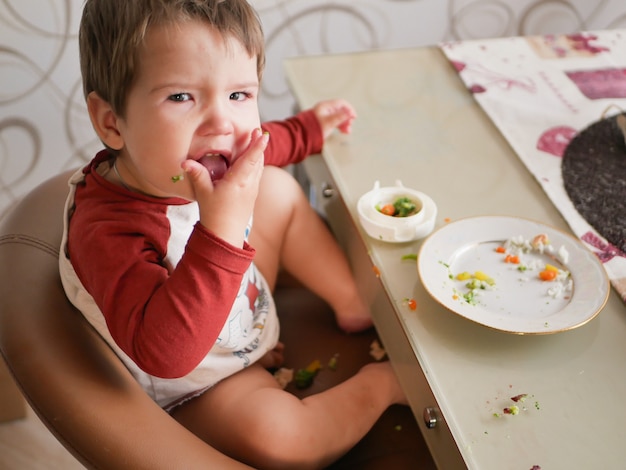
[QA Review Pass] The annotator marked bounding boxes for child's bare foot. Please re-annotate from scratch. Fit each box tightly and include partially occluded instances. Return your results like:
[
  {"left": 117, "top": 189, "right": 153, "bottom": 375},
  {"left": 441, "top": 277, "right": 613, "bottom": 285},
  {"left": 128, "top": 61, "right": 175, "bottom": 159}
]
[{"left": 258, "top": 341, "right": 285, "bottom": 369}]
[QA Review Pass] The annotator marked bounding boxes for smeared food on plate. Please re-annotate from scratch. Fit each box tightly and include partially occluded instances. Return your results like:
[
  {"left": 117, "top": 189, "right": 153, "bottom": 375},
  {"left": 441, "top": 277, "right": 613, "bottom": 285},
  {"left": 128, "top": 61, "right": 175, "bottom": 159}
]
[{"left": 450, "top": 233, "right": 572, "bottom": 305}]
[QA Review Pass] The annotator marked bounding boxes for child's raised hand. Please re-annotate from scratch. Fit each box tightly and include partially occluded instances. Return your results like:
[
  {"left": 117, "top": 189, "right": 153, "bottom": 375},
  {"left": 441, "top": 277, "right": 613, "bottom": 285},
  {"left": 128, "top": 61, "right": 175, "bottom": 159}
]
[
  {"left": 181, "top": 128, "right": 268, "bottom": 247},
  {"left": 312, "top": 99, "right": 357, "bottom": 138}
]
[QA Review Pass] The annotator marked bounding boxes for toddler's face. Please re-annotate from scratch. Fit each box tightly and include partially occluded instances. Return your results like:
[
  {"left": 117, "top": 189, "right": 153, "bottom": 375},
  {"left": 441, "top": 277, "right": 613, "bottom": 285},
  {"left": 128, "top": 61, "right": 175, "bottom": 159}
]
[{"left": 113, "top": 20, "right": 261, "bottom": 200}]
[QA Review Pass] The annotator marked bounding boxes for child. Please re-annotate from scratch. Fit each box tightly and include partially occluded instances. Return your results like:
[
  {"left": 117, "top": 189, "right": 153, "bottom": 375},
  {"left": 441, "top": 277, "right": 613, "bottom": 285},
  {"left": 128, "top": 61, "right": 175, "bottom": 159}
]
[{"left": 60, "top": 0, "right": 407, "bottom": 467}]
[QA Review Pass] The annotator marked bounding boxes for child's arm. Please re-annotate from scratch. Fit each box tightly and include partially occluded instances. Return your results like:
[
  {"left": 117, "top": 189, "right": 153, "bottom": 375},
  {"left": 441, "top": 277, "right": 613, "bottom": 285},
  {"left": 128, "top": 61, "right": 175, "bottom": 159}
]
[
  {"left": 71, "top": 219, "right": 253, "bottom": 380},
  {"left": 262, "top": 99, "right": 357, "bottom": 167},
  {"left": 66, "top": 163, "right": 255, "bottom": 379}
]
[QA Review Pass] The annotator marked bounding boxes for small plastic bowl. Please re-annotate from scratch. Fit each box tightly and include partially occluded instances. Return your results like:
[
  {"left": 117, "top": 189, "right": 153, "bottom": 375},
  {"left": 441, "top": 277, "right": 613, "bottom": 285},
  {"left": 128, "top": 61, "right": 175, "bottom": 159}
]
[{"left": 357, "top": 181, "right": 437, "bottom": 243}]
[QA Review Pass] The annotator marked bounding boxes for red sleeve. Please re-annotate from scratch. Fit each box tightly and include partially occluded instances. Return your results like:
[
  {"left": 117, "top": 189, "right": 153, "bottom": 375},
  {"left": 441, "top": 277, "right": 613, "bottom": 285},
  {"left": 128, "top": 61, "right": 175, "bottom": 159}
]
[
  {"left": 69, "top": 167, "right": 254, "bottom": 378},
  {"left": 261, "top": 109, "right": 324, "bottom": 167}
]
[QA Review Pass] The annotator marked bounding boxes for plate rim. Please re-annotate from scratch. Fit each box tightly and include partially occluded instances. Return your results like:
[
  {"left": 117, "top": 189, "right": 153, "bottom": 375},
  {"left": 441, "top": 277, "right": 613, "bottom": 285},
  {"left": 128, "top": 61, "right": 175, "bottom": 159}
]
[{"left": 417, "top": 215, "right": 610, "bottom": 334}]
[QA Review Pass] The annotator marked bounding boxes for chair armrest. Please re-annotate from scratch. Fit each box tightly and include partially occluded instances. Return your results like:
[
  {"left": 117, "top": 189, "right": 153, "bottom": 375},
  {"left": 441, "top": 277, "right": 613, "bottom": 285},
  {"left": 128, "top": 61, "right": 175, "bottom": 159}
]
[{"left": 0, "top": 171, "right": 252, "bottom": 469}]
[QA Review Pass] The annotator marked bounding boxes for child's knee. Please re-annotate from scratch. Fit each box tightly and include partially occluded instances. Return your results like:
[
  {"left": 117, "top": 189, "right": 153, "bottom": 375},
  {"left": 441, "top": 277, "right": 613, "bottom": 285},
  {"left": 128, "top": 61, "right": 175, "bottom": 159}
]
[
  {"left": 260, "top": 166, "right": 306, "bottom": 202},
  {"left": 255, "top": 167, "right": 310, "bottom": 231},
  {"left": 239, "top": 404, "right": 327, "bottom": 467},
  {"left": 245, "top": 429, "right": 324, "bottom": 469}
]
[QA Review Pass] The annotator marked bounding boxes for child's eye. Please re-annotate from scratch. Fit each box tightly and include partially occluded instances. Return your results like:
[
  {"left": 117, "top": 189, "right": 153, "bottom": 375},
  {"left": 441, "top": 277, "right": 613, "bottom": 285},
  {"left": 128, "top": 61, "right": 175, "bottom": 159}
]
[
  {"left": 168, "top": 92, "right": 191, "bottom": 102},
  {"left": 229, "top": 91, "right": 249, "bottom": 101}
]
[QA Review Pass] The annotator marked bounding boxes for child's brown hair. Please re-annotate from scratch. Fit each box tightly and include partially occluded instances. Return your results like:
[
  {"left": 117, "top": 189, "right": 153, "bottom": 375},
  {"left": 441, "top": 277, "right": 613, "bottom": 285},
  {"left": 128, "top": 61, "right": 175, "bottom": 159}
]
[{"left": 79, "top": 0, "right": 265, "bottom": 117}]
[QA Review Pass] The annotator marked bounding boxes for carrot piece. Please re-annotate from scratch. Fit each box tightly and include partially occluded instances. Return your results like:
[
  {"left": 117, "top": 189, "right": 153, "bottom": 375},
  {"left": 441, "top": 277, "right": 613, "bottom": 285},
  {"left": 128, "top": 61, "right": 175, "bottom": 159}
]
[
  {"left": 379, "top": 204, "right": 396, "bottom": 216},
  {"left": 539, "top": 269, "right": 557, "bottom": 281},
  {"left": 495, "top": 246, "right": 506, "bottom": 253},
  {"left": 504, "top": 254, "right": 520, "bottom": 264}
]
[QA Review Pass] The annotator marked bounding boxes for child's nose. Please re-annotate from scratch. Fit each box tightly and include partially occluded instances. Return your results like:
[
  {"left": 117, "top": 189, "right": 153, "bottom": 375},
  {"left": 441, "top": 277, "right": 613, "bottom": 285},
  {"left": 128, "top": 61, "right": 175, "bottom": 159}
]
[{"left": 197, "top": 104, "right": 232, "bottom": 135}]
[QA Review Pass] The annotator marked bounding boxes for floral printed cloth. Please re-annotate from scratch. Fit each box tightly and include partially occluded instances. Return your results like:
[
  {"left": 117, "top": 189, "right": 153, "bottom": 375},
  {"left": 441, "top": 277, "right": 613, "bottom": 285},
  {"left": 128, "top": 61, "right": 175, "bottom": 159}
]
[{"left": 440, "top": 30, "right": 626, "bottom": 302}]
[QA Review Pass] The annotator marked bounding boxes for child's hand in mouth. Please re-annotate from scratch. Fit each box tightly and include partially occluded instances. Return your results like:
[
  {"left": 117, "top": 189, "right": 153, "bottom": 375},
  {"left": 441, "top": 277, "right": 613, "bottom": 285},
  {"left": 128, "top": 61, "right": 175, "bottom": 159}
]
[
  {"left": 198, "top": 154, "right": 229, "bottom": 181},
  {"left": 181, "top": 129, "right": 269, "bottom": 247}
]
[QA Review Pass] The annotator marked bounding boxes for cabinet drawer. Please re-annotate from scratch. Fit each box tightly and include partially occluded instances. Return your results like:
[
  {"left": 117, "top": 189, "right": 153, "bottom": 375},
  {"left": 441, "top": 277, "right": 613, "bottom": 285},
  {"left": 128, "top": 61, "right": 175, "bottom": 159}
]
[{"left": 302, "top": 155, "right": 466, "bottom": 469}]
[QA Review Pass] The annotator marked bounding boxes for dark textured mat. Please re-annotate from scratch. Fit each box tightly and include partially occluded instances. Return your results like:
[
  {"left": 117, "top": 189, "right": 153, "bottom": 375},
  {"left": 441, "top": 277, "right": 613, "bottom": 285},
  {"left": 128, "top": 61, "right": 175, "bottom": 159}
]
[{"left": 562, "top": 112, "right": 626, "bottom": 253}]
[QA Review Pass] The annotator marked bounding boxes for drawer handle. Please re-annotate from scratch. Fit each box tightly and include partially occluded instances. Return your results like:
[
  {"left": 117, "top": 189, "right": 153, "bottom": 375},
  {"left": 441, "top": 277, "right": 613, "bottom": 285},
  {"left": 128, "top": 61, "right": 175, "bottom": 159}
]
[
  {"left": 423, "top": 407, "right": 438, "bottom": 429},
  {"left": 321, "top": 182, "right": 334, "bottom": 198}
]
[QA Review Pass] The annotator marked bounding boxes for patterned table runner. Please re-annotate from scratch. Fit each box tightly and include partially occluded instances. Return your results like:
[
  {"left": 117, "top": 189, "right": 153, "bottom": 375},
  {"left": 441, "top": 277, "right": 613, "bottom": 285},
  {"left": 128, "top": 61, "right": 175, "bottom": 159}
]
[{"left": 440, "top": 30, "right": 626, "bottom": 302}]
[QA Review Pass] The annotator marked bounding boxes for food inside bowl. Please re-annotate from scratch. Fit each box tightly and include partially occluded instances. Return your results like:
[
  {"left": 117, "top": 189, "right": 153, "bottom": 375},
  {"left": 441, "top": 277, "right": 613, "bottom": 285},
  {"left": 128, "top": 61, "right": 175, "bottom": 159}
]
[
  {"left": 376, "top": 196, "right": 421, "bottom": 217},
  {"left": 357, "top": 180, "right": 436, "bottom": 242}
]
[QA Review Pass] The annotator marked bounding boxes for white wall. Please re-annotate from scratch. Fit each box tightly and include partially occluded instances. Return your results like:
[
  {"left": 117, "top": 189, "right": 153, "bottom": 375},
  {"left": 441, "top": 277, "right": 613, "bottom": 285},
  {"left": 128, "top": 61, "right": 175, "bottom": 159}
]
[{"left": 2, "top": 0, "right": 626, "bottom": 215}]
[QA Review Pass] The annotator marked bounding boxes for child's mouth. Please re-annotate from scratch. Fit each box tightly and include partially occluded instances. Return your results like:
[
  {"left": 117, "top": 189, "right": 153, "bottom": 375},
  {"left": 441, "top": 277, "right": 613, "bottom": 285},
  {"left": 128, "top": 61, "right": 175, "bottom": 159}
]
[{"left": 199, "top": 154, "right": 229, "bottom": 181}]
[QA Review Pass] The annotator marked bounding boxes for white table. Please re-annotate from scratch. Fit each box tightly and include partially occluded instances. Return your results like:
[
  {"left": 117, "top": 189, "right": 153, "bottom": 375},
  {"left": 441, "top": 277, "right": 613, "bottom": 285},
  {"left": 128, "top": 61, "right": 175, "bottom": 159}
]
[{"left": 284, "top": 46, "right": 626, "bottom": 469}]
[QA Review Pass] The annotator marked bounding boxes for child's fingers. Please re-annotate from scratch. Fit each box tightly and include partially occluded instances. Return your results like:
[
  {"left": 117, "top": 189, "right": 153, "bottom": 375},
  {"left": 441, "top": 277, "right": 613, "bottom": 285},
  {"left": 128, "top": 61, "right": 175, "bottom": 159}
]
[
  {"left": 316, "top": 101, "right": 357, "bottom": 137},
  {"left": 193, "top": 129, "right": 268, "bottom": 246},
  {"left": 325, "top": 110, "right": 354, "bottom": 136},
  {"left": 227, "top": 128, "right": 268, "bottom": 182},
  {"left": 181, "top": 158, "right": 214, "bottom": 199},
  {"left": 337, "top": 113, "right": 355, "bottom": 134}
]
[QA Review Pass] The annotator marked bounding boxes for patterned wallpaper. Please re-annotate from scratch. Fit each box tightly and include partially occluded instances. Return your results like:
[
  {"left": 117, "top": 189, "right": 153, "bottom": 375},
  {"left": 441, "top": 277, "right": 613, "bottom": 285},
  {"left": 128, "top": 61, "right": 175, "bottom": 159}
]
[{"left": 1, "top": 0, "right": 626, "bottom": 215}]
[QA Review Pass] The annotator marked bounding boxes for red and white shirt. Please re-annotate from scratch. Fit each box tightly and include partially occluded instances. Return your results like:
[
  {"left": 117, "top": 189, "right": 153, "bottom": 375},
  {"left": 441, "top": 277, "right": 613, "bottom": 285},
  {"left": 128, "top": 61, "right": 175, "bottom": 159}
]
[{"left": 59, "top": 111, "right": 322, "bottom": 410}]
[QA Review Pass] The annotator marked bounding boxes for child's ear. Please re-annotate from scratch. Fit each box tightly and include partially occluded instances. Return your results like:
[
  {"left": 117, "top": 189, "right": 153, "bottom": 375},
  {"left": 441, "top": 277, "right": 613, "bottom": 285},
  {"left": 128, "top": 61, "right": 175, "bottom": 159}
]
[{"left": 87, "top": 92, "right": 124, "bottom": 150}]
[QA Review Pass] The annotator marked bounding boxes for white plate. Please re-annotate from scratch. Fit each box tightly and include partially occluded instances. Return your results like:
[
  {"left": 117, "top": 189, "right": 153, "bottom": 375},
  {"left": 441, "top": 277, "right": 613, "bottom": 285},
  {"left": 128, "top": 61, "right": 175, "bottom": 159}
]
[{"left": 417, "top": 216, "right": 610, "bottom": 334}]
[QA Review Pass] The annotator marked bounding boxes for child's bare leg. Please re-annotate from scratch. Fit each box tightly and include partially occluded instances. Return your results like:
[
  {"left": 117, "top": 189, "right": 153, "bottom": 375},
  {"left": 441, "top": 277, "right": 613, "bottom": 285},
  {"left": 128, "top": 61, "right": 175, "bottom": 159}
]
[
  {"left": 171, "top": 361, "right": 406, "bottom": 469},
  {"left": 250, "top": 167, "right": 372, "bottom": 332}
]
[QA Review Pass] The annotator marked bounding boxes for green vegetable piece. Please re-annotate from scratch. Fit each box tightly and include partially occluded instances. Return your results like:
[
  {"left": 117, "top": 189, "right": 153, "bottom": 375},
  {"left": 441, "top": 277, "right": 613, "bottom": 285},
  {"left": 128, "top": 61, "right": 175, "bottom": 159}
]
[
  {"left": 393, "top": 197, "right": 417, "bottom": 217},
  {"left": 171, "top": 174, "right": 184, "bottom": 183},
  {"left": 503, "top": 405, "right": 520, "bottom": 415},
  {"left": 294, "top": 359, "right": 322, "bottom": 388},
  {"left": 463, "top": 290, "right": 477, "bottom": 305},
  {"left": 294, "top": 369, "right": 316, "bottom": 388}
]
